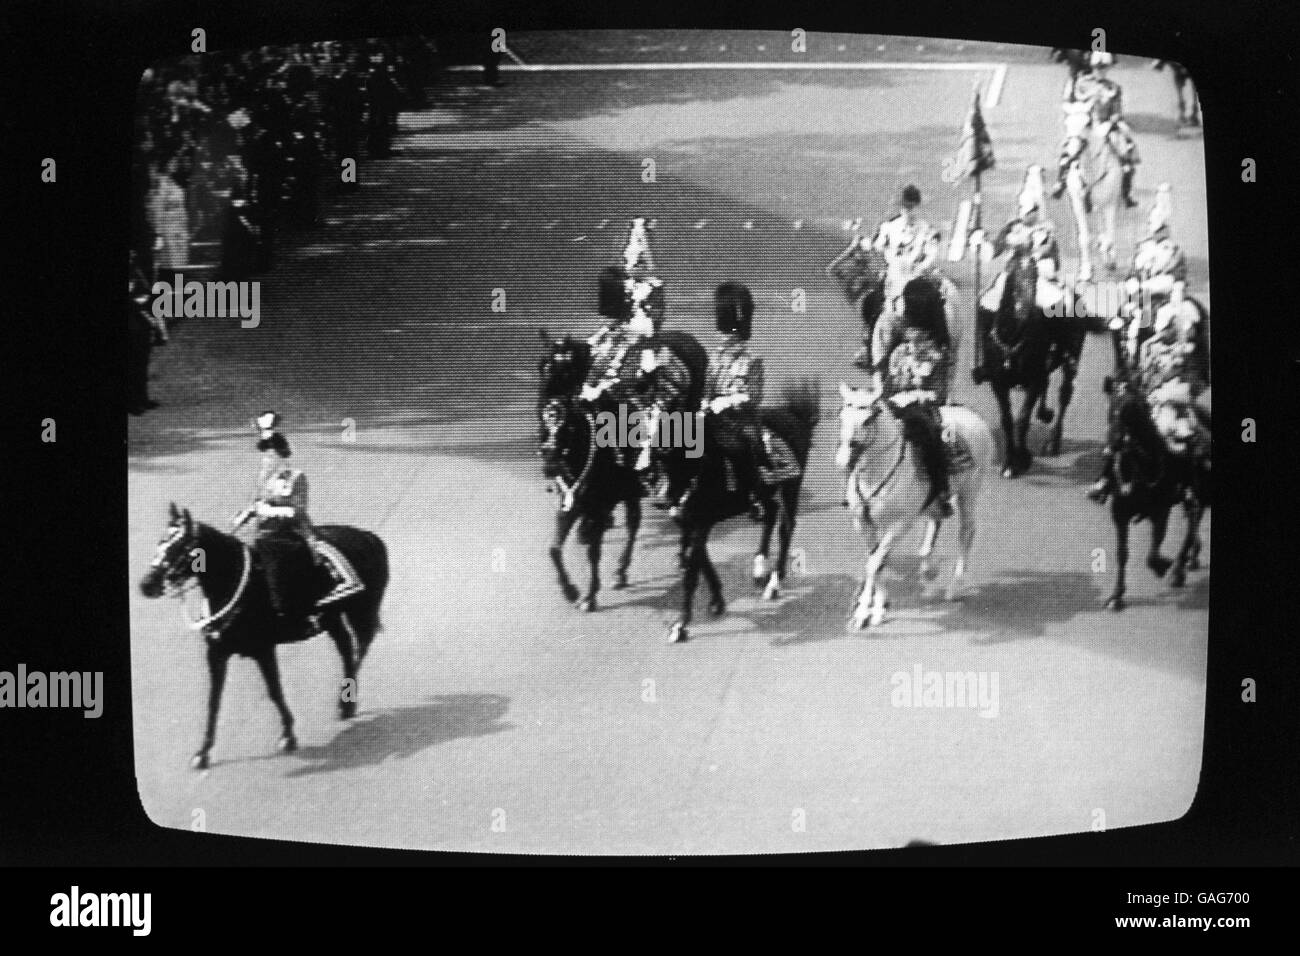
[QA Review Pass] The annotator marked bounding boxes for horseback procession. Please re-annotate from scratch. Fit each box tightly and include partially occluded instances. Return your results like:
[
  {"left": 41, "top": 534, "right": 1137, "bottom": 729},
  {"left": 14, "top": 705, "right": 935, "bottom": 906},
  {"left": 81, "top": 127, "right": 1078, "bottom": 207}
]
[{"left": 136, "top": 48, "right": 1209, "bottom": 769}]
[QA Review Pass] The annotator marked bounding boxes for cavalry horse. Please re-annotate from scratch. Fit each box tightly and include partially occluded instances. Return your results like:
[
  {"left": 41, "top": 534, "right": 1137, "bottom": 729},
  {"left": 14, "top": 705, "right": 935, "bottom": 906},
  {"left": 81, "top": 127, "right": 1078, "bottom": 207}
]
[
  {"left": 974, "top": 255, "right": 1086, "bottom": 476},
  {"left": 836, "top": 382, "right": 995, "bottom": 629},
  {"left": 1061, "top": 102, "right": 1127, "bottom": 281},
  {"left": 653, "top": 365, "right": 819, "bottom": 645},
  {"left": 139, "top": 503, "right": 389, "bottom": 769},
  {"left": 537, "top": 332, "right": 650, "bottom": 611},
  {"left": 1097, "top": 368, "right": 1210, "bottom": 610}
]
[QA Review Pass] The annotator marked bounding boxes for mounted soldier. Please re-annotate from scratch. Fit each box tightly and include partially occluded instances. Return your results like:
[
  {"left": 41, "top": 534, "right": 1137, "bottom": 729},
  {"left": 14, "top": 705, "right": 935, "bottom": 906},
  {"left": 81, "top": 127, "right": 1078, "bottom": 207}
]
[
  {"left": 873, "top": 184, "right": 941, "bottom": 307},
  {"left": 1051, "top": 50, "right": 1139, "bottom": 207},
  {"left": 877, "top": 278, "right": 955, "bottom": 518},
  {"left": 232, "top": 412, "right": 364, "bottom": 618},
  {"left": 1116, "top": 183, "right": 1188, "bottom": 363},
  {"left": 703, "top": 282, "right": 774, "bottom": 520},
  {"left": 974, "top": 165, "right": 1067, "bottom": 317}
]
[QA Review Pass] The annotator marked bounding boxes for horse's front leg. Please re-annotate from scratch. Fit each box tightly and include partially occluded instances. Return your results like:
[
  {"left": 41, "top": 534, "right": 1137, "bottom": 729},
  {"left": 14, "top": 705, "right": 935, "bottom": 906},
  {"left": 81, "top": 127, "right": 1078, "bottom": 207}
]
[
  {"left": 192, "top": 639, "right": 231, "bottom": 770},
  {"left": 918, "top": 517, "right": 941, "bottom": 581},
  {"left": 762, "top": 488, "right": 795, "bottom": 600},
  {"left": 1106, "top": 503, "right": 1130, "bottom": 610},
  {"left": 993, "top": 383, "right": 1017, "bottom": 478},
  {"left": 578, "top": 514, "right": 604, "bottom": 612},
  {"left": 1012, "top": 384, "right": 1039, "bottom": 475},
  {"left": 1145, "top": 504, "right": 1173, "bottom": 579},
  {"left": 253, "top": 647, "right": 297, "bottom": 754},
  {"left": 669, "top": 524, "right": 705, "bottom": 643},
  {"left": 549, "top": 507, "right": 580, "bottom": 604},
  {"left": 327, "top": 615, "right": 358, "bottom": 719},
  {"left": 1044, "top": 357, "right": 1076, "bottom": 457},
  {"left": 852, "top": 526, "right": 896, "bottom": 629},
  {"left": 613, "top": 492, "right": 640, "bottom": 590},
  {"left": 753, "top": 496, "right": 776, "bottom": 588},
  {"left": 699, "top": 531, "right": 725, "bottom": 619},
  {"left": 947, "top": 489, "right": 977, "bottom": 602},
  {"left": 1170, "top": 497, "right": 1203, "bottom": 588}
]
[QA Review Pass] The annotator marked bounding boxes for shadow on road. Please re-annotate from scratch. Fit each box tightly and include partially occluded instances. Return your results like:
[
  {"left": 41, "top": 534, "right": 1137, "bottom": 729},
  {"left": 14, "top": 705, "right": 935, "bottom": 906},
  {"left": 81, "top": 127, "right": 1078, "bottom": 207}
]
[{"left": 284, "top": 693, "right": 513, "bottom": 777}]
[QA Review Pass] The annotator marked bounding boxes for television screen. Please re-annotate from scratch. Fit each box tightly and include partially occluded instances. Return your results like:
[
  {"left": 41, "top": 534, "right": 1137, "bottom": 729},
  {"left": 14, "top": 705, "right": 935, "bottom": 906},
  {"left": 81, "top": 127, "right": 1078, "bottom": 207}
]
[{"left": 129, "top": 30, "right": 1210, "bottom": 855}]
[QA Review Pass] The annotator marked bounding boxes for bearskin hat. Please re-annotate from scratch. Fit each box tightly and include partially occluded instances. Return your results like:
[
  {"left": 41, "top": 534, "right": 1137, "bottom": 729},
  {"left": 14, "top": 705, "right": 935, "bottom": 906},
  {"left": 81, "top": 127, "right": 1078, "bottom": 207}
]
[
  {"left": 257, "top": 431, "right": 292, "bottom": 458},
  {"left": 715, "top": 282, "right": 754, "bottom": 339},
  {"left": 597, "top": 265, "right": 632, "bottom": 321},
  {"left": 900, "top": 278, "right": 949, "bottom": 349},
  {"left": 900, "top": 184, "right": 922, "bottom": 208}
]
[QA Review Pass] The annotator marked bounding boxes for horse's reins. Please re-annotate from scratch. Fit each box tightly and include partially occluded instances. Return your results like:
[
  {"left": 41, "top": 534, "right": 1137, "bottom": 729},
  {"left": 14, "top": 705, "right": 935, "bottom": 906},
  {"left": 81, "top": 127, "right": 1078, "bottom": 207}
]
[
  {"left": 183, "top": 543, "right": 252, "bottom": 633},
  {"left": 846, "top": 406, "right": 909, "bottom": 504},
  {"left": 553, "top": 407, "right": 598, "bottom": 512}
]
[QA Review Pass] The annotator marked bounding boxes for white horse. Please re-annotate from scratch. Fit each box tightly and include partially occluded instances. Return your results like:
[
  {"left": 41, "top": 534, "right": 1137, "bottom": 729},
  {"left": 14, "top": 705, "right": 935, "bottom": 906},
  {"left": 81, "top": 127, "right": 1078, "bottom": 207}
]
[
  {"left": 836, "top": 382, "right": 996, "bottom": 629},
  {"left": 1062, "top": 103, "right": 1126, "bottom": 281}
]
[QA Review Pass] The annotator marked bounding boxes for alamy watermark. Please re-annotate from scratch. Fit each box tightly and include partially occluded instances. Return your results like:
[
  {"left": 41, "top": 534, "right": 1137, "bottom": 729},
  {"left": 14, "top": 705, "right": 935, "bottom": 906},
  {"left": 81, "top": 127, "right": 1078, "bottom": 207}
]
[
  {"left": 150, "top": 272, "right": 260, "bottom": 328},
  {"left": 592, "top": 404, "right": 702, "bottom": 459},
  {"left": 891, "top": 664, "right": 999, "bottom": 718},
  {"left": 1044, "top": 276, "right": 1160, "bottom": 320},
  {"left": 0, "top": 664, "right": 103, "bottom": 718}
]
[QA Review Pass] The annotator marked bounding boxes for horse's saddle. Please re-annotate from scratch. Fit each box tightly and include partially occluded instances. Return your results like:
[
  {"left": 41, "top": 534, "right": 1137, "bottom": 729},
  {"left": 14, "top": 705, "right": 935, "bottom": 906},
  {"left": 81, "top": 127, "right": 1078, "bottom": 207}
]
[{"left": 253, "top": 532, "right": 330, "bottom": 621}]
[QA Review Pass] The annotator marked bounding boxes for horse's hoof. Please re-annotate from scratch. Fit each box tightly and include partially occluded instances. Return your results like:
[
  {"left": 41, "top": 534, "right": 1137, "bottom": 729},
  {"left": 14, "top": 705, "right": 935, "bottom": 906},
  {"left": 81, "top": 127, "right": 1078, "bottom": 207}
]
[
  {"left": 277, "top": 734, "right": 298, "bottom": 753},
  {"left": 1036, "top": 406, "right": 1055, "bottom": 424},
  {"left": 1147, "top": 555, "right": 1172, "bottom": 578},
  {"left": 561, "top": 583, "right": 579, "bottom": 603},
  {"left": 762, "top": 579, "right": 781, "bottom": 601},
  {"left": 338, "top": 700, "right": 357, "bottom": 720},
  {"left": 920, "top": 561, "right": 939, "bottom": 582},
  {"left": 190, "top": 752, "right": 210, "bottom": 771},
  {"left": 668, "top": 622, "right": 689, "bottom": 644},
  {"left": 1042, "top": 438, "right": 1061, "bottom": 457},
  {"left": 578, "top": 596, "right": 597, "bottom": 613},
  {"left": 1188, "top": 554, "right": 1201, "bottom": 571},
  {"left": 612, "top": 572, "right": 629, "bottom": 590},
  {"left": 1001, "top": 467, "right": 1016, "bottom": 480},
  {"left": 707, "top": 597, "right": 726, "bottom": 618},
  {"left": 1104, "top": 595, "right": 1125, "bottom": 612},
  {"left": 1170, "top": 568, "right": 1186, "bottom": 588},
  {"left": 847, "top": 615, "right": 866, "bottom": 632}
]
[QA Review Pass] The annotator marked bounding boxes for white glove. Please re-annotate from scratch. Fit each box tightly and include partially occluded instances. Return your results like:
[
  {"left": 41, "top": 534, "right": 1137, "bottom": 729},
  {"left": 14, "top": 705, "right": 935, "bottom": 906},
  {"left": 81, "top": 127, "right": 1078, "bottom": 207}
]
[
  {"left": 639, "top": 349, "right": 658, "bottom": 373},
  {"left": 708, "top": 396, "right": 734, "bottom": 415},
  {"left": 968, "top": 229, "right": 985, "bottom": 251},
  {"left": 579, "top": 382, "right": 605, "bottom": 402}
]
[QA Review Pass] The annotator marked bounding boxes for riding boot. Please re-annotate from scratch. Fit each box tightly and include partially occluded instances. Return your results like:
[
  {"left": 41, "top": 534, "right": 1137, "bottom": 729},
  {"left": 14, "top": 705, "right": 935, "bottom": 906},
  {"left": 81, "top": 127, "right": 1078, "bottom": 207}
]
[{"left": 1121, "top": 165, "right": 1138, "bottom": 208}]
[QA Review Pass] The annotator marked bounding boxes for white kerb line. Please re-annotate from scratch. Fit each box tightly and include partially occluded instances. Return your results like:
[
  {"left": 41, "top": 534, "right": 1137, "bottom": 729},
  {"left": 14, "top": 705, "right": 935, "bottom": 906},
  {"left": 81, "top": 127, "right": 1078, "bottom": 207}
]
[
  {"left": 448, "top": 60, "right": 1007, "bottom": 75},
  {"left": 986, "top": 62, "right": 1007, "bottom": 107},
  {"left": 501, "top": 44, "right": 528, "bottom": 68}
]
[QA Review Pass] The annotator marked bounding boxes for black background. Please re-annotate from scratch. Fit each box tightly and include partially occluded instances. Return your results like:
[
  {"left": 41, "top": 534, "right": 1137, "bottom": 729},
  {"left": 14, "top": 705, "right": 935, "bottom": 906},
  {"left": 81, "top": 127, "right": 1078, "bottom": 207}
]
[{"left": 1, "top": 0, "right": 1296, "bottom": 935}]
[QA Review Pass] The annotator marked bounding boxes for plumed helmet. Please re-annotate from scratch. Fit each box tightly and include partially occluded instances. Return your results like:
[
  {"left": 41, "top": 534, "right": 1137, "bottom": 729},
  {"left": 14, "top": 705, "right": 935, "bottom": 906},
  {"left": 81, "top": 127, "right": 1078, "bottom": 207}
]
[
  {"left": 1017, "top": 165, "right": 1046, "bottom": 216},
  {"left": 597, "top": 265, "right": 632, "bottom": 321},
  {"left": 1148, "top": 182, "right": 1173, "bottom": 236},
  {"left": 1089, "top": 50, "right": 1115, "bottom": 69},
  {"left": 900, "top": 184, "right": 922, "bottom": 208},
  {"left": 623, "top": 217, "right": 656, "bottom": 276},
  {"left": 715, "top": 281, "right": 754, "bottom": 339},
  {"left": 254, "top": 411, "right": 291, "bottom": 457}
]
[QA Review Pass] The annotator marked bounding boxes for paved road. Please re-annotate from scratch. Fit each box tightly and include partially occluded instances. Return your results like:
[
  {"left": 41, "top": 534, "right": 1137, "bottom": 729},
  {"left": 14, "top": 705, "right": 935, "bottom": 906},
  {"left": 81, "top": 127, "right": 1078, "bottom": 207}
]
[{"left": 130, "top": 34, "right": 1208, "bottom": 854}]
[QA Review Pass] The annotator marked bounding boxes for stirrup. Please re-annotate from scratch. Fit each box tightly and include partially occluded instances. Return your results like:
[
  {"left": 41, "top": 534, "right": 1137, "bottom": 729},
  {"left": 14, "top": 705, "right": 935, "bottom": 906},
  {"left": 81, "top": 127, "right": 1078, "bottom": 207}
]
[{"left": 317, "top": 580, "right": 364, "bottom": 607}]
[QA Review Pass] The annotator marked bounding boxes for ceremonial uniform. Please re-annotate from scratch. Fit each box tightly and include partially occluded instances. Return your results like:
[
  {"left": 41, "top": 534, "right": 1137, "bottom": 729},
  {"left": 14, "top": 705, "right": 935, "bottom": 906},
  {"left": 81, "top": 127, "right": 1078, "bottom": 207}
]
[
  {"left": 872, "top": 211, "right": 940, "bottom": 305},
  {"left": 235, "top": 415, "right": 363, "bottom": 613}
]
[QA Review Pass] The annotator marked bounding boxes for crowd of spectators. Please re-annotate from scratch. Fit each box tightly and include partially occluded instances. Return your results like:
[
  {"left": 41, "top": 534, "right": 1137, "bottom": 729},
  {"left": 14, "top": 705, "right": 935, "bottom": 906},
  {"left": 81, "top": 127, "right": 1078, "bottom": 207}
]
[{"left": 132, "top": 38, "right": 440, "bottom": 285}]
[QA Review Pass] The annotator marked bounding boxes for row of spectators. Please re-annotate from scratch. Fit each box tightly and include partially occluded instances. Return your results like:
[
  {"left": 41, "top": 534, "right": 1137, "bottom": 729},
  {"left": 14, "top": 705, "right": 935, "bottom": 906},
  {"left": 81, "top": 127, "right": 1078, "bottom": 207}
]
[{"left": 132, "top": 37, "right": 441, "bottom": 284}]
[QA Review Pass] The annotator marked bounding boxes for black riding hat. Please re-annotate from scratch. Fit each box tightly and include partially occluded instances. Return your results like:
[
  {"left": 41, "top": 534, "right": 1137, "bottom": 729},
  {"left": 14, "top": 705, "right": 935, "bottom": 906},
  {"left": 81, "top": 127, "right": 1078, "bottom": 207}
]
[{"left": 715, "top": 282, "right": 754, "bottom": 340}]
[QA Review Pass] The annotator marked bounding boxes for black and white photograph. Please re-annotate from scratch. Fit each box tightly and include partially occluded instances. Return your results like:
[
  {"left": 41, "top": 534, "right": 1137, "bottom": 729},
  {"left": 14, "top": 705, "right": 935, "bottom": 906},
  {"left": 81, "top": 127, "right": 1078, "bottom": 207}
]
[{"left": 125, "top": 30, "right": 1214, "bottom": 855}]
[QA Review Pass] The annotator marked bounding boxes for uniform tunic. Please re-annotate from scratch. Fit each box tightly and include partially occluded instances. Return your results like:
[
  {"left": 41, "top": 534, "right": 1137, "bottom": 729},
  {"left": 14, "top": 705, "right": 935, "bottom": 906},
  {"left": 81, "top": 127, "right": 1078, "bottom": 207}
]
[
  {"left": 1129, "top": 236, "right": 1187, "bottom": 305},
  {"left": 255, "top": 457, "right": 311, "bottom": 534},
  {"left": 872, "top": 214, "right": 940, "bottom": 304}
]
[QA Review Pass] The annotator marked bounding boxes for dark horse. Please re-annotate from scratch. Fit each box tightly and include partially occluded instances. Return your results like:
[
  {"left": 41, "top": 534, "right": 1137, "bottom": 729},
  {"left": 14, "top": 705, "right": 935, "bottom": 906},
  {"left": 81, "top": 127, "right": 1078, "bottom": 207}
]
[
  {"left": 1098, "top": 369, "right": 1210, "bottom": 610},
  {"left": 655, "top": 370, "right": 820, "bottom": 645},
  {"left": 537, "top": 333, "right": 647, "bottom": 610},
  {"left": 973, "top": 256, "right": 1087, "bottom": 475},
  {"left": 139, "top": 503, "right": 389, "bottom": 769}
]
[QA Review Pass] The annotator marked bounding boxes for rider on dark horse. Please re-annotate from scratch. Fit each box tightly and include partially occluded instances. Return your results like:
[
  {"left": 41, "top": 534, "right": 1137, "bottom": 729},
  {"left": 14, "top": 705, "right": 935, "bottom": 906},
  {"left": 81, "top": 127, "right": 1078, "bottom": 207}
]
[
  {"left": 232, "top": 412, "right": 364, "bottom": 619},
  {"left": 879, "top": 278, "right": 954, "bottom": 519},
  {"left": 704, "top": 282, "right": 774, "bottom": 521},
  {"left": 1050, "top": 50, "right": 1139, "bottom": 208}
]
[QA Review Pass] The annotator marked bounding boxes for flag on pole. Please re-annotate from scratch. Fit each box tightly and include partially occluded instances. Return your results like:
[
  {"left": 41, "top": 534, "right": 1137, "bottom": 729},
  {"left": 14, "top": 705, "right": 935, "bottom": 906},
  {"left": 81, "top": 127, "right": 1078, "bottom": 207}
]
[{"left": 946, "top": 87, "right": 995, "bottom": 184}]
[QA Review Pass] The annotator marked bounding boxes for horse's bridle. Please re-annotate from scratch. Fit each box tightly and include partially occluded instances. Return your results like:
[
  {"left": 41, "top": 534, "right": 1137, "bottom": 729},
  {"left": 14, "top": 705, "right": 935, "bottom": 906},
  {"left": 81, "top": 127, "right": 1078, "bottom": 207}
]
[
  {"left": 539, "top": 397, "right": 597, "bottom": 512},
  {"left": 150, "top": 521, "right": 252, "bottom": 634},
  {"left": 842, "top": 400, "right": 907, "bottom": 500}
]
